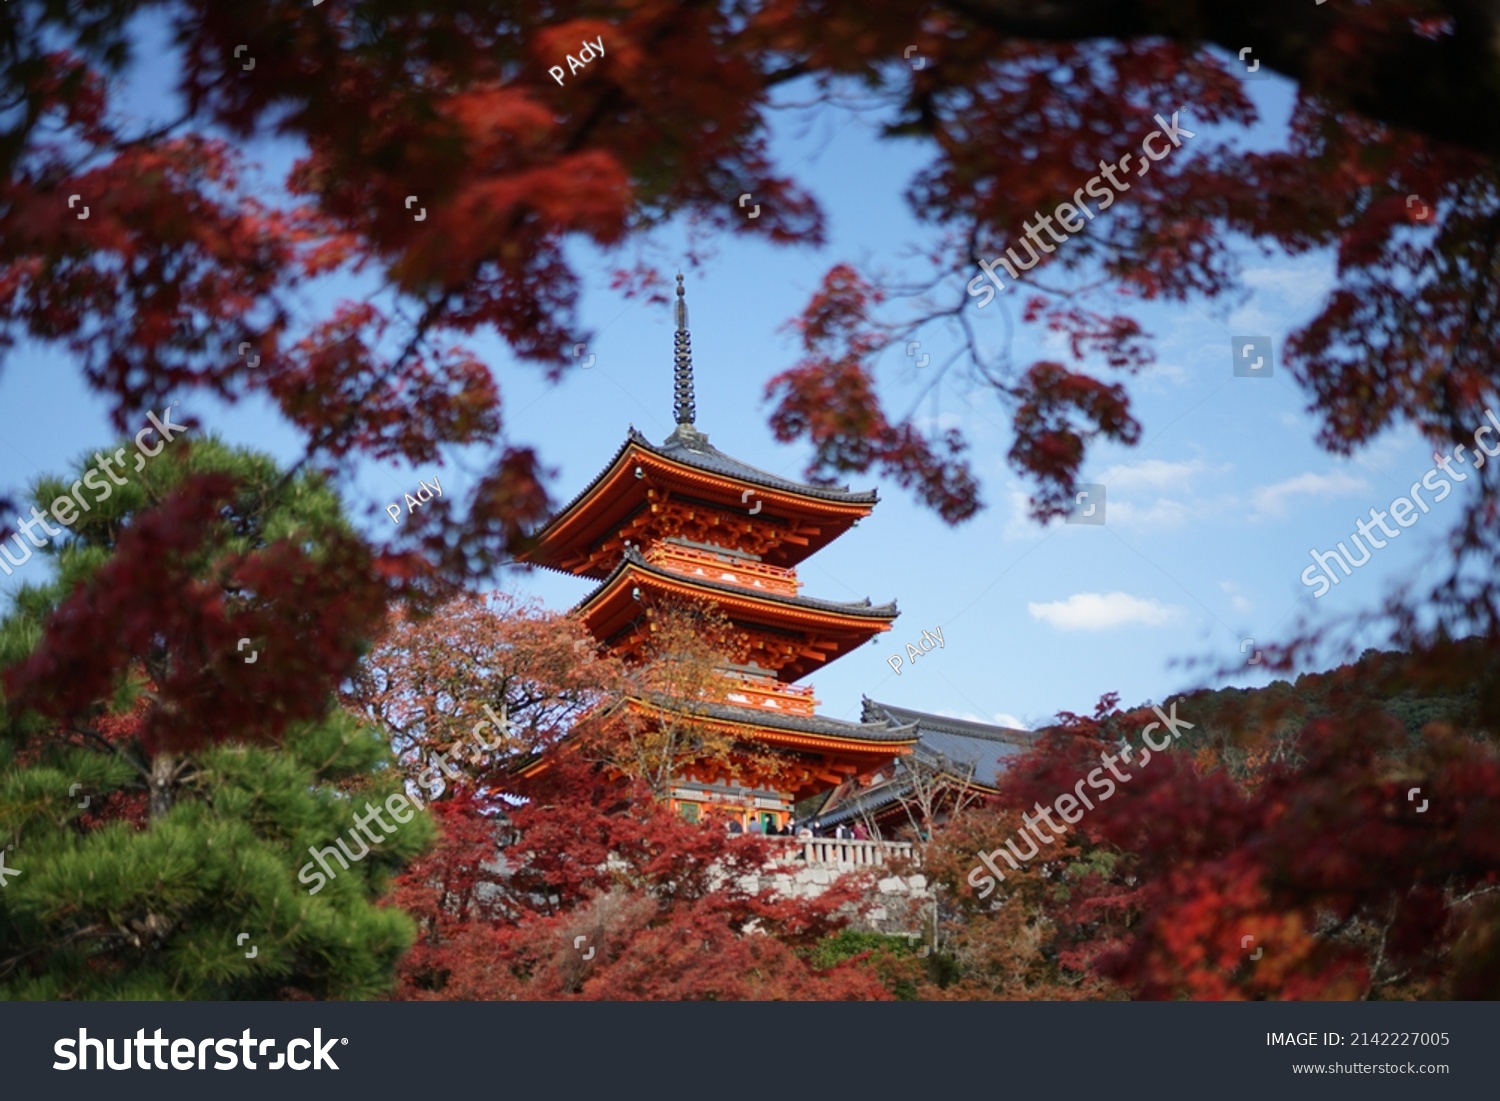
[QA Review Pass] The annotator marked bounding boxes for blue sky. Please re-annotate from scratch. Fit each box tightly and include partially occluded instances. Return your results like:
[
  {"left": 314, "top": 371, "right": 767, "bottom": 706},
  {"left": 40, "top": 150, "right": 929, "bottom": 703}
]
[{"left": 0, "top": 28, "right": 1463, "bottom": 732}]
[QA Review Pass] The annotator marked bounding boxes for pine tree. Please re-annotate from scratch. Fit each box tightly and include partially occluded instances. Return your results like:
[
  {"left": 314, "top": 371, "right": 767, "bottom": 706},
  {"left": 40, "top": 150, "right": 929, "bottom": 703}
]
[{"left": 0, "top": 436, "right": 432, "bottom": 999}]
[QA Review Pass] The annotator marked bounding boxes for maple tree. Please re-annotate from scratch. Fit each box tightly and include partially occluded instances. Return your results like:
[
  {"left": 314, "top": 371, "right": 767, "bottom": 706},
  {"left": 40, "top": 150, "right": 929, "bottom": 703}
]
[
  {"left": 342, "top": 590, "right": 613, "bottom": 797},
  {"left": 918, "top": 804, "right": 1125, "bottom": 1001},
  {"left": 5, "top": 4, "right": 1499, "bottom": 654},
  {"left": 0, "top": 438, "right": 431, "bottom": 998},
  {"left": 388, "top": 738, "right": 888, "bottom": 1001},
  {"left": 344, "top": 592, "right": 773, "bottom": 800},
  {"left": 3, "top": 1, "right": 1493, "bottom": 716},
  {"left": 576, "top": 595, "right": 787, "bottom": 800},
  {"left": 918, "top": 651, "right": 1500, "bottom": 1000},
  {"left": 6, "top": 2, "right": 1496, "bottom": 571}
]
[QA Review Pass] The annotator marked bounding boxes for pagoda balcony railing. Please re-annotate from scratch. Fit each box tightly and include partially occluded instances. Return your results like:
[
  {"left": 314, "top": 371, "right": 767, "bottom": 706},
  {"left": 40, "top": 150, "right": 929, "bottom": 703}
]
[
  {"left": 490, "top": 838, "right": 919, "bottom": 885},
  {"left": 644, "top": 542, "right": 801, "bottom": 597},
  {"left": 762, "top": 836, "right": 917, "bottom": 868},
  {"left": 719, "top": 673, "right": 818, "bottom": 716}
]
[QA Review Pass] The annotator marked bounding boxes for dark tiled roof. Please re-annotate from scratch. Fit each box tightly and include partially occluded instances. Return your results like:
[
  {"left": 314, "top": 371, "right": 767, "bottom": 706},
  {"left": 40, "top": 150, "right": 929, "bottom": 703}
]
[
  {"left": 580, "top": 546, "right": 899, "bottom": 620},
  {"left": 815, "top": 783, "right": 907, "bottom": 826},
  {"left": 909, "top": 737, "right": 1028, "bottom": 786},
  {"left": 647, "top": 425, "right": 877, "bottom": 505},
  {"left": 638, "top": 694, "right": 921, "bottom": 745},
  {"left": 860, "top": 699, "right": 1040, "bottom": 787},
  {"left": 533, "top": 428, "right": 877, "bottom": 546},
  {"left": 862, "top": 700, "right": 1036, "bottom": 746}
]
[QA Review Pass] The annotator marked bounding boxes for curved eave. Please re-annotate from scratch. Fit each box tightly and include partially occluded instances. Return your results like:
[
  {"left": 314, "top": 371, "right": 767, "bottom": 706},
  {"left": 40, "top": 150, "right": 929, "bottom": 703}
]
[
  {"left": 519, "top": 435, "right": 877, "bottom": 574},
  {"left": 862, "top": 697, "right": 1036, "bottom": 746},
  {"left": 935, "top": 772, "right": 1001, "bottom": 796},
  {"left": 579, "top": 551, "right": 898, "bottom": 626},
  {"left": 511, "top": 703, "right": 917, "bottom": 783},
  {"left": 518, "top": 435, "right": 639, "bottom": 570},
  {"left": 627, "top": 698, "right": 920, "bottom": 756},
  {"left": 644, "top": 428, "right": 877, "bottom": 506},
  {"left": 575, "top": 559, "right": 896, "bottom": 681},
  {"left": 699, "top": 716, "right": 917, "bottom": 757}
]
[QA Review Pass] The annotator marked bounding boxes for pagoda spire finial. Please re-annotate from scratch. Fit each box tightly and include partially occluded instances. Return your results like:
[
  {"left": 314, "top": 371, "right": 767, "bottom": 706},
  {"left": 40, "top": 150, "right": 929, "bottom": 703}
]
[{"left": 672, "top": 272, "right": 696, "bottom": 426}]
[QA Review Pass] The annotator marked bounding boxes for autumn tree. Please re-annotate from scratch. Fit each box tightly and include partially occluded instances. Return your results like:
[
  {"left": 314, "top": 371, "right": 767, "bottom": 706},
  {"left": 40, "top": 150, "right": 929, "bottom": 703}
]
[
  {"left": 571, "top": 595, "right": 788, "bottom": 800},
  {"left": 391, "top": 742, "right": 889, "bottom": 1001},
  {"left": 919, "top": 799, "right": 1126, "bottom": 1001},
  {"left": 343, "top": 590, "right": 776, "bottom": 804},
  {"left": 343, "top": 590, "right": 614, "bottom": 800},
  {"left": 13, "top": 2, "right": 1500, "bottom": 599},
  {"left": 945, "top": 670, "right": 1500, "bottom": 1000},
  {"left": 3, "top": 2, "right": 1500, "bottom": 649},
  {"left": 885, "top": 750, "right": 983, "bottom": 846},
  {"left": 0, "top": 437, "right": 431, "bottom": 998}
]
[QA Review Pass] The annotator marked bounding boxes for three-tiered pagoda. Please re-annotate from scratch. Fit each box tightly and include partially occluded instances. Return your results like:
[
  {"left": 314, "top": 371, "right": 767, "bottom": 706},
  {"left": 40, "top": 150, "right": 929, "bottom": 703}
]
[{"left": 519, "top": 275, "right": 918, "bottom": 830}]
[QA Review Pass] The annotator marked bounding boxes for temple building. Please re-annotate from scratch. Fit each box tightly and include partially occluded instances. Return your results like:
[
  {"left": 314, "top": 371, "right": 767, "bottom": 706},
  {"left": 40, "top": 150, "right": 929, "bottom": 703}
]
[
  {"left": 520, "top": 275, "right": 1029, "bottom": 833},
  {"left": 811, "top": 701, "right": 1037, "bottom": 836}
]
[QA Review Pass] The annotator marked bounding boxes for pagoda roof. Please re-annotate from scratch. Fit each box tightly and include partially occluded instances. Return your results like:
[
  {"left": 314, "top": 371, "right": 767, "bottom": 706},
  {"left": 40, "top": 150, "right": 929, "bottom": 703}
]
[
  {"left": 864, "top": 702, "right": 1038, "bottom": 756},
  {"left": 574, "top": 548, "right": 896, "bottom": 681},
  {"left": 592, "top": 546, "right": 897, "bottom": 620},
  {"left": 515, "top": 694, "right": 917, "bottom": 788},
  {"left": 519, "top": 426, "right": 876, "bottom": 575},
  {"left": 640, "top": 694, "right": 919, "bottom": 744},
  {"left": 650, "top": 425, "right": 876, "bottom": 506}
]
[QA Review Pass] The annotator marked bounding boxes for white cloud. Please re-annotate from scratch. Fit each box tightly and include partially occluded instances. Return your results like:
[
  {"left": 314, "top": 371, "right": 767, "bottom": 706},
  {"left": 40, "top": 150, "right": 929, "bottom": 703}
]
[
  {"left": 1227, "top": 262, "right": 1335, "bottom": 337},
  {"left": 1351, "top": 433, "right": 1406, "bottom": 473},
  {"left": 944, "top": 709, "right": 1030, "bottom": 731},
  {"left": 1249, "top": 470, "right": 1368, "bottom": 518},
  {"left": 1097, "top": 457, "right": 1205, "bottom": 494},
  {"left": 1138, "top": 361, "right": 1188, "bottom": 391},
  {"left": 1219, "top": 580, "right": 1252, "bottom": 613},
  {"left": 1106, "top": 497, "right": 1196, "bottom": 531},
  {"left": 1088, "top": 458, "right": 1226, "bottom": 531},
  {"left": 1222, "top": 307, "right": 1282, "bottom": 340},
  {"left": 1027, "top": 591, "right": 1184, "bottom": 631}
]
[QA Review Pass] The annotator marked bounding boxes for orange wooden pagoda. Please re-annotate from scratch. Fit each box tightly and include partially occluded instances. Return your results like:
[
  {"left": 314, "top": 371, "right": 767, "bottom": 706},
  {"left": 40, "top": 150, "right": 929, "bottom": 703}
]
[{"left": 519, "top": 275, "right": 918, "bottom": 830}]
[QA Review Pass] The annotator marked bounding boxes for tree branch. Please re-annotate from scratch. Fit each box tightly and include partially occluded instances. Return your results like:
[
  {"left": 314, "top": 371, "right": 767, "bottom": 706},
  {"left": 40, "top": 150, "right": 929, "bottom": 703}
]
[{"left": 939, "top": 0, "right": 1500, "bottom": 160}]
